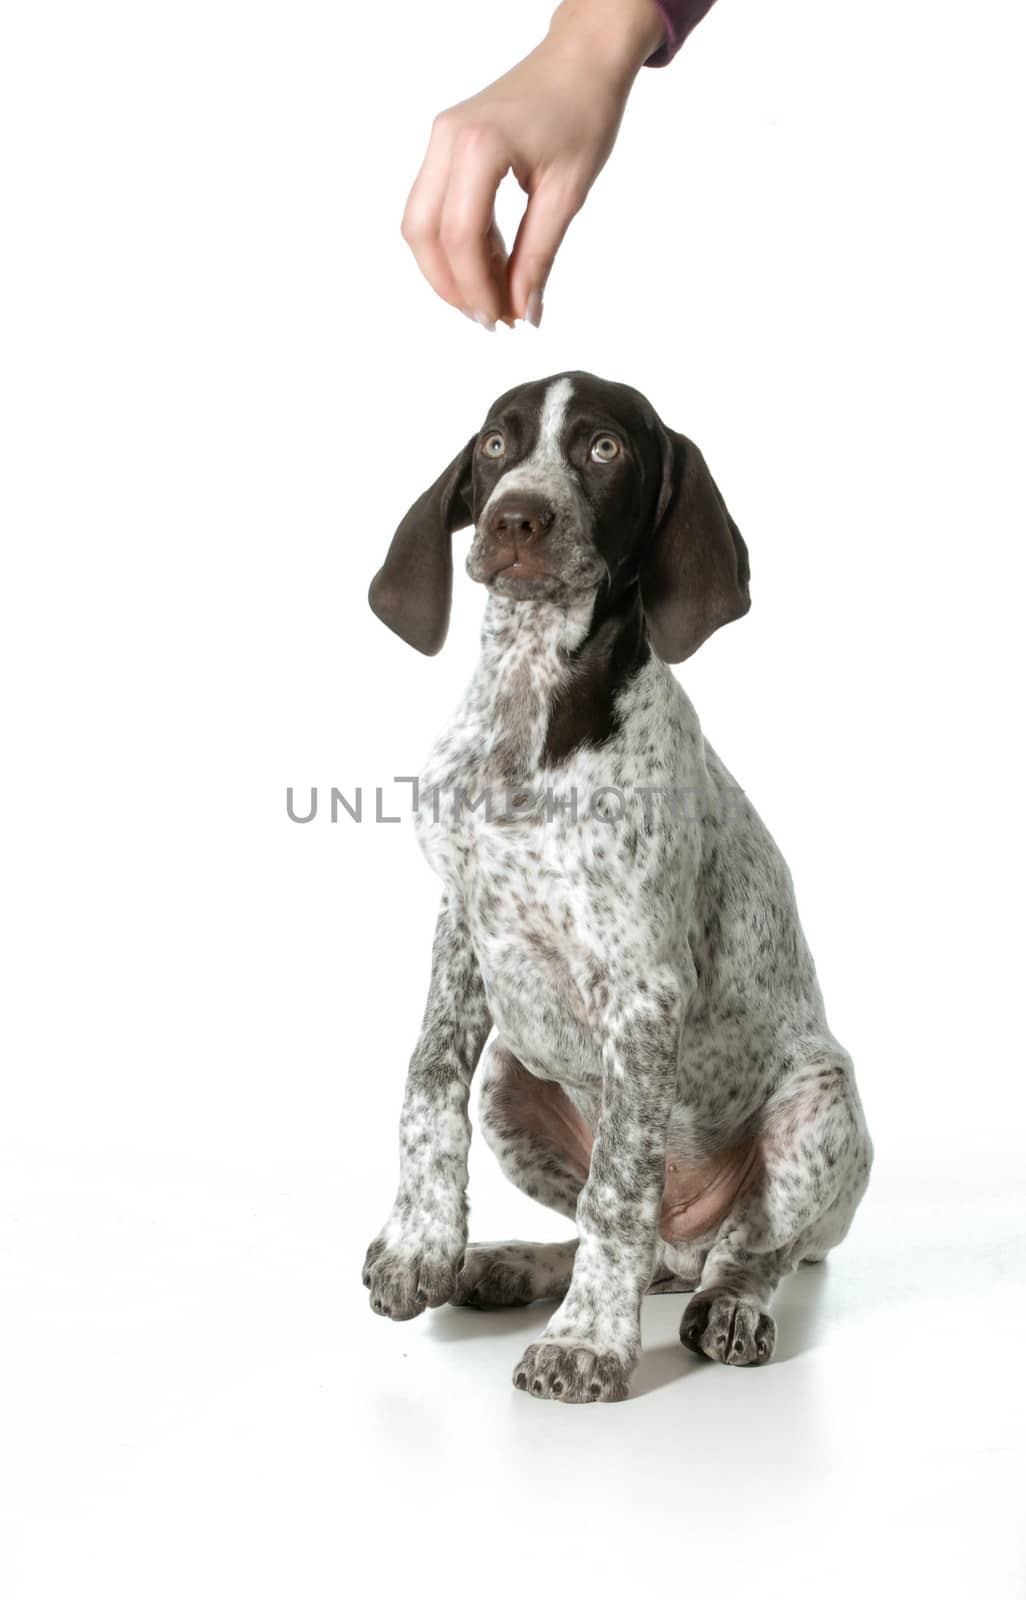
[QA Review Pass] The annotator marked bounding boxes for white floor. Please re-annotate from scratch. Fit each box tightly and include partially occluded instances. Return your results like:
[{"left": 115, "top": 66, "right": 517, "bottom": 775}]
[{"left": 3, "top": 1147, "right": 1024, "bottom": 1599}]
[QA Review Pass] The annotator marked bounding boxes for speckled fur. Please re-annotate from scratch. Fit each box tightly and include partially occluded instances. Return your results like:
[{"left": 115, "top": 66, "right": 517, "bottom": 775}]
[{"left": 363, "top": 375, "right": 873, "bottom": 1403}]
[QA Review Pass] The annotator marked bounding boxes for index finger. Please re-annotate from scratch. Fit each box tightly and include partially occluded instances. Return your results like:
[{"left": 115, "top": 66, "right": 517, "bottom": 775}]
[{"left": 507, "top": 175, "right": 585, "bottom": 323}]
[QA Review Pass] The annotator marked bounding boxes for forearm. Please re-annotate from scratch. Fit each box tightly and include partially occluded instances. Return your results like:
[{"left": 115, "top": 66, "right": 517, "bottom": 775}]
[
  {"left": 513, "top": 965, "right": 689, "bottom": 1398},
  {"left": 363, "top": 900, "right": 491, "bottom": 1319},
  {"left": 392, "top": 898, "right": 491, "bottom": 1214},
  {"left": 544, "top": 0, "right": 666, "bottom": 85},
  {"left": 549, "top": 984, "right": 685, "bottom": 1347},
  {"left": 544, "top": 0, "right": 715, "bottom": 78}
]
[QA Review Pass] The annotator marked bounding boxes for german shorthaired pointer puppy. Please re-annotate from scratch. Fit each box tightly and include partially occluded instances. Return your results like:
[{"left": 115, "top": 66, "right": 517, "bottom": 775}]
[{"left": 364, "top": 371, "right": 872, "bottom": 1403}]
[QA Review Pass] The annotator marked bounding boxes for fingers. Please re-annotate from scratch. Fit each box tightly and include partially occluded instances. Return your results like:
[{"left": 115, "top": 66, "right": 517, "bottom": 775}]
[
  {"left": 401, "top": 131, "right": 464, "bottom": 310},
  {"left": 402, "top": 117, "right": 512, "bottom": 327},
  {"left": 438, "top": 125, "right": 511, "bottom": 328},
  {"left": 403, "top": 116, "right": 581, "bottom": 328},
  {"left": 507, "top": 175, "right": 586, "bottom": 326},
  {"left": 484, "top": 218, "right": 513, "bottom": 324}
]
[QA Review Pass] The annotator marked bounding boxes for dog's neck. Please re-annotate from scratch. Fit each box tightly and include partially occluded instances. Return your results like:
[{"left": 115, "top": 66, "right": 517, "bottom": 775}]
[{"left": 473, "top": 586, "right": 650, "bottom": 782}]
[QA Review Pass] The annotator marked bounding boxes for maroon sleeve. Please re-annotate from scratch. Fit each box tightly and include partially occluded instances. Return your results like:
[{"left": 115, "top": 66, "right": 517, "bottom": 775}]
[{"left": 645, "top": 0, "right": 718, "bottom": 66}]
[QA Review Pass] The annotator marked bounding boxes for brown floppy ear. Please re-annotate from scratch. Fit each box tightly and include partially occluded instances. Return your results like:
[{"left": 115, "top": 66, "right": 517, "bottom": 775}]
[
  {"left": 640, "top": 429, "right": 751, "bottom": 664},
  {"left": 368, "top": 437, "right": 476, "bottom": 654}
]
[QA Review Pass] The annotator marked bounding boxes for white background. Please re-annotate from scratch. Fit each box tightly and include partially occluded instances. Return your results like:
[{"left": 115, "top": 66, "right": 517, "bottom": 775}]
[{"left": 2, "top": 0, "right": 1025, "bottom": 1594}]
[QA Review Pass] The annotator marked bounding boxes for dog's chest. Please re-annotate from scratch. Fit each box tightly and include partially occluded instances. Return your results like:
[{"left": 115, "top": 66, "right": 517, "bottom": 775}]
[
  {"left": 413, "top": 607, "right": 693, "bottom": 1080},
  {"left": 418, "top": 752, "right": 616, "bottom": 1079}
]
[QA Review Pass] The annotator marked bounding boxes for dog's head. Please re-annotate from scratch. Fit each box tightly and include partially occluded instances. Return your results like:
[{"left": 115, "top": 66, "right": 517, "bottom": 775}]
[{"left": 368, "top": 371, "right": 750, "bottom": 663}]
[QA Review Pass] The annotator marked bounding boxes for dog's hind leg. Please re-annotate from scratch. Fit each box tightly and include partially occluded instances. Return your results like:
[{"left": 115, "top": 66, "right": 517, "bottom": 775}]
[
  {"left": 452, "top": 1239, "right": 578, "bottom": 1308},
  {"left": 450, "top": 1041, "right": 590, "bottom": 1308},
  {"left": 680, "top": 1051, "right": 872, "bottom": 1366}
]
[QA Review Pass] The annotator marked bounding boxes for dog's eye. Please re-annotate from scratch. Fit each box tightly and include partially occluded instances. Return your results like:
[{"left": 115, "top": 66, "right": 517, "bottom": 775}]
[
  {"left": 590, "top": 435, "right": 621, "bottom": 463},
  {"left": 481, "top": 432, "right": 506, "bottom": 459}
]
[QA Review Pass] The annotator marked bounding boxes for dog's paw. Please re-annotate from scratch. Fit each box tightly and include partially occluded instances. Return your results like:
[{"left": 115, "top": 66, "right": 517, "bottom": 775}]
[
  {"left": 362, "top": 1235, "right": 462, "bottom": 1322},
  {"left": 450, "top": 1240, "right": 575, "bottom": 1309},
  {"left": 451, "top": 1246, "right": 536, "bottom": 1309},
  {"left": 679, "top": 1292, "right": 776, "bottom": 1366},
  {"left": 512, "top": 1339, "right": 632, "bottom": 1403}
]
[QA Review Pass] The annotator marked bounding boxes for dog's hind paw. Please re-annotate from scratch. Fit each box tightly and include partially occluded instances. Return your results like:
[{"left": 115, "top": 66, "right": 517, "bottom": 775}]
[
  {"left": 512, "top": 1339, "right": 632, "bottom": 1403},
  {"left": 680, "top": 1292, "right": 776, "bottom": 1367},
  {"left": 451, "top": 1240, "right": 575, "bottom": 1309}
]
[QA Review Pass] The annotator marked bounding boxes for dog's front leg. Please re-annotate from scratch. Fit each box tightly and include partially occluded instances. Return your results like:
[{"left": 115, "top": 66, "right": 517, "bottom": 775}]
[
  {"left": 363, "top": 895, "right": 491, "bottom": 1321},
  {"left": 513, "top": 968, "right": 688, "bottom": 1403}
]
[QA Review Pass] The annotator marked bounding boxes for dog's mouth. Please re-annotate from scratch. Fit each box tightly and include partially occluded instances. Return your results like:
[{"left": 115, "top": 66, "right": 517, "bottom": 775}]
[
  {"left": 479, "top": 545, "right": 549, "bottom": 582},
  {"left": 482, "top": 551, "right": 578, "bottom": 602},
  {"left": 467, "top": 529, "right": 607, "bottom": 602}
]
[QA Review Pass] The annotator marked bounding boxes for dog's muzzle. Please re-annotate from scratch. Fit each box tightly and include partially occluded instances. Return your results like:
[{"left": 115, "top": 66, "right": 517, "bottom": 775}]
[{"left": 477, "top": 495, "right": 556, "bottom": 580}]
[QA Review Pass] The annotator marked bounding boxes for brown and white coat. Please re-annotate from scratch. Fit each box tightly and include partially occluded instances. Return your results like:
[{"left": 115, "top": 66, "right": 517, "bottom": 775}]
[{"left": 363, "top": 372, "right": 872, "bottom": 1403}]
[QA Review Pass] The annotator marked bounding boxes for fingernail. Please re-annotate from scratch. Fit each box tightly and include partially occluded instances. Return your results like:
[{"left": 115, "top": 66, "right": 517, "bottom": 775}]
[
  {"left": 473, "top": 310, "right": 496, "bottom": 333},
  {"left": 525, "top": 290, "right": 543, "bottom": 329}
]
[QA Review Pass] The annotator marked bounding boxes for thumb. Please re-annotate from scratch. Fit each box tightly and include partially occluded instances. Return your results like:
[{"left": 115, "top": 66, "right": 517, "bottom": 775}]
[{"left": 507, "top": 175, "right": 586, "bottom": 325}]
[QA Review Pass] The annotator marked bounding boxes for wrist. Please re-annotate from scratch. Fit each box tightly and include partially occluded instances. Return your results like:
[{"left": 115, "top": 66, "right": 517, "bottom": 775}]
[{"left": 545, "top": 0, "right": 665, "bottom": 85}]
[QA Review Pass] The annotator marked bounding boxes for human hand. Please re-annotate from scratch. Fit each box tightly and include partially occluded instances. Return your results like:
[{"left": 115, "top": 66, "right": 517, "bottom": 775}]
[{"left": 401, "top": 0, "right": 665, "bottom": 329}]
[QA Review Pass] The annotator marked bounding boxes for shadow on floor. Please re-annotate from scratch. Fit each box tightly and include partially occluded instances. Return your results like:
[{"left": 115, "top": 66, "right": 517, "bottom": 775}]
[
  {"left": 423, "top": 1260, "right": 831, "bottom": 1389},
  {"left": 633, "top": 1263, "right": 831, "bottom": 1391},
  {"left": 426, "top": 1302, "right": 549, "bottom": 1343},
  {"left": 768, "top": 1260, "right": 832, "bottom": 1363}
]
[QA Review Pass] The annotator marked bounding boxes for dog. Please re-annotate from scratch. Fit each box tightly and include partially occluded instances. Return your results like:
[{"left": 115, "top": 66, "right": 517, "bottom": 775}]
[{"left": 363, "top": 371, "right": 872, "bottom": 1402}]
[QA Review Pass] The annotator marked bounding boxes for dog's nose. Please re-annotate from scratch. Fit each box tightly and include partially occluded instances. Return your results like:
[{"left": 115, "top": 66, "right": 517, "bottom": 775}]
[{"left": 489, "top": 496, "right": 554, "bottom": 544}]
